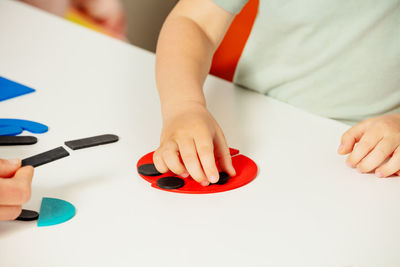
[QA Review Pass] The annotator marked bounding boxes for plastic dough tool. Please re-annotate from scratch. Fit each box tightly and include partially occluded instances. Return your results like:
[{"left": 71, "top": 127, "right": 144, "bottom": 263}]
[{"left": 37, "top": 197, "right": 76, "bottom": 227}]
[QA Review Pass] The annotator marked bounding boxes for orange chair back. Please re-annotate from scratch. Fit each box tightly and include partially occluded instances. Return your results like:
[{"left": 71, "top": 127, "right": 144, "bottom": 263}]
[{"left": 210, "top": 0, "right": 259, "bottom": 81}]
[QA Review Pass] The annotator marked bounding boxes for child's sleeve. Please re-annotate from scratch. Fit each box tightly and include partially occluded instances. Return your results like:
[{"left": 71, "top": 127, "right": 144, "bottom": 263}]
[{"left": 212, "top": 0, "right": 249, "bottom": 14}]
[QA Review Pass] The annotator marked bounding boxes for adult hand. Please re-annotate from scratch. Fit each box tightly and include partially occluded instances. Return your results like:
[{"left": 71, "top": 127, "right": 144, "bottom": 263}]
[{"left": 0, "top": 159, "right": 34, "bottom": 220}]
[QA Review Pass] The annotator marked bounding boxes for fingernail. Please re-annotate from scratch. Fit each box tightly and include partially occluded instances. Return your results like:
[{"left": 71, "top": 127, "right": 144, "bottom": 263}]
[
  {"left": 231, "top": 167, "right": 237, "bottom": 176},
  {"left": 376, "top": 171, "right": 384, "bottom": 178},
  {"left": 181, "top": 172, "right": 189, "bottom": 178},
  {"left": 208, "top": 175, "right": 218, "bottom": 183},
  {"left": 7, "top": 159, "right": 20, "bottom": 166},
  {"left": 201, "top": 180, "right": 209, "bottom": 187},
  {"left": 338, "top": 144, "right": 344, "bottom": 153}
]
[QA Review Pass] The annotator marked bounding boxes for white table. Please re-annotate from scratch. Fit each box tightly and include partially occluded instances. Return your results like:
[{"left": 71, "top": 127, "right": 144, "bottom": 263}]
[{"left": 1, "top": 1, "right": 399, "bottom": 266}]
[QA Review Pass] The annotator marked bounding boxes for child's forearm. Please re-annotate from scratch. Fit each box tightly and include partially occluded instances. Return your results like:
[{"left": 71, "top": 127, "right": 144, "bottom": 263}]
[
  {"left": 153, "top": 0, "right": 236, "bottom": 185},
  {"left": 156, "top": 16, "right": 213, "bottom": 113},
  {"left": 155, "top": 0, "right": 233, "bottom": 116}
]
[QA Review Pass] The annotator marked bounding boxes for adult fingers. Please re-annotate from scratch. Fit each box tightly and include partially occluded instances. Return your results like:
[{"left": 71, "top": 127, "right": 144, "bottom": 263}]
[
  {"left": 0, "top": 205, "right": 22, "bottom": 221},
  {"left": 0, "top": 166, "right": 33, "bottom": 205},
  {"left": 357, "top": 138, "right": 398, "bottom": 173},
  {"left": 194, "top": 134, "right": 219, "bottom": 183},
  {"left": 375, "top": 146, "right": 400, "bottom": 178},
  {"left": 214, "top": 129, "right": 236, "bottom": 177},
  {"left": 338, "top": 121, "right": 369, "bottom": 155},
  {"left": 0, "top": 158, "right": 21, "bottom": 178},
  {"left": 177, "top": 139, "right": 208, "bottom": 186}
]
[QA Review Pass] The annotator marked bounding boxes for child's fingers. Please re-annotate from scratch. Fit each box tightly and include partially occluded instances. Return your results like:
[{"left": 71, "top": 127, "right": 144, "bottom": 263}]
[
  {"left": 20, "top": 0, "right": 69, "bottom": 17},
  {"left": 177, "top": 139, "right": 208, "bottom": 186},
  {"left": 375, "top": 146, "right": 400, "bottom": 177},
  {"left": 76, "top": 0, "right": 121, "bottom": 20},
  {"left": 357, "top": 138, "right": 398, "bottom": 173},
  {"left": 338, "top": 121, "right": 369, "bottom": 155},
  {"left": 346, "top": 129, "right": 381, "bottom": 167},
  {"left": 214, "top": 129, "right": 236, "bottom": 177},
  {"left": 194, "top": 135, "right": 219, "bottom": 183},
  {"left": 162, "top": 143, "right": 189, "bottom": 177},
  {"left": 0, "top": 205, "right": 22, "bottom": 221},
  {"left": 153, "top": 149, "right": 169, "bottom": 173}
]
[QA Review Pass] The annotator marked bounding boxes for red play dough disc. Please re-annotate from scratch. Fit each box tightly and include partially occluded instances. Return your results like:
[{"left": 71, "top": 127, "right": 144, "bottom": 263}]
[{"left": 137, "top": 148, "right": 258, "bottom": 194}]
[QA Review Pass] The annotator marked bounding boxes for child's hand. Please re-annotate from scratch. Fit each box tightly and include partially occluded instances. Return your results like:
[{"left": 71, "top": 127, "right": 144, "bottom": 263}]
[
  {"left": 19, "top": 0, "right": 126, "bottom": 38},
  {"left": 72, "top": 0, "right": 126, "bottom": 38},
  {"left": 154, "top": 102, "right": 236, "bottom": 186},
  {"left": 0, "top": 159, "right": 34, "bottom": 220},
  {"left": 19, "top": 0, "right": 70, "bottom": 16},
  {"left": 338, "top": 113, "right": 400, "bottom": 177}
]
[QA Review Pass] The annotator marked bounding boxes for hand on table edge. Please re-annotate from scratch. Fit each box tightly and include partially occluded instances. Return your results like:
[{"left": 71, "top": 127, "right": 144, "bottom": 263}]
[{"left": 338, "top": 113, "right": 400, "bottom": 178}]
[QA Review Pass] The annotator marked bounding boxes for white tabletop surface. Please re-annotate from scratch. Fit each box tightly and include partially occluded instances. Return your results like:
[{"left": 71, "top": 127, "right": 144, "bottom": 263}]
[{"left": 1, "top": 1, "right": 400, "bottom": 266}]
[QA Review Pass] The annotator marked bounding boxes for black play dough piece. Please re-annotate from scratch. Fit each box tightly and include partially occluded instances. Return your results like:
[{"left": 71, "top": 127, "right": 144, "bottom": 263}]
[
  {"left": 64, "top": 134, "right": 119, "bottom": 150},
  {"left": 0, "top": 136, "right": 37, "bottom": 146},
  {"left": 212, "top": 172, "right": 230, "bottom": 185},
  {"left": 138, "top": 163, "right": 162, "bottom": 176},
  {"left": 156, "top": 176, "right": 185, "bottom": 190},
  {"left": 15, "top": 209, "right": 39, "bottom": 221},
  {"left": 21, "top": 146, "right": 70, "bottom": 167}
]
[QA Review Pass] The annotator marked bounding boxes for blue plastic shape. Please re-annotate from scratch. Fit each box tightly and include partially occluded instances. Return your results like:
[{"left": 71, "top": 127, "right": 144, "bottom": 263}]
[
  {"left": 0, "top": 76, "right": 35, "bottom": 101},
  {"left": 0, "top": 119, "right": 48, "bottom": 134},
  {"left": 37, "top": 197, "right": 76, "bottom": 227},
  {"left": 0, "top": 125, "right": 23, "bottom": 136}
]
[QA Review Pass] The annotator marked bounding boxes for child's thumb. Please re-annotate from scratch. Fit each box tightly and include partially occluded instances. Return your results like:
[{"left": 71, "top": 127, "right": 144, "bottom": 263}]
[{"left": 0, "top": 159, "right": 21, "bottom": 178}]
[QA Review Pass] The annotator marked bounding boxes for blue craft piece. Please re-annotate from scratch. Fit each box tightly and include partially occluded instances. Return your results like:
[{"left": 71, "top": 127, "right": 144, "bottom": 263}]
[
  {"left": 0, "top": 76, "right": 35, "bottom": 101},
  {"left": 0, "top": 125, "right": 23, "bottom": 136},
  {"left": 0, "top": 119, "right": 48, "bottom": 134},
  {"left": 37, "top": 197, "right": 76, "bottom": 227}
]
